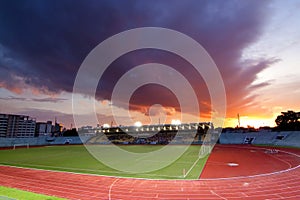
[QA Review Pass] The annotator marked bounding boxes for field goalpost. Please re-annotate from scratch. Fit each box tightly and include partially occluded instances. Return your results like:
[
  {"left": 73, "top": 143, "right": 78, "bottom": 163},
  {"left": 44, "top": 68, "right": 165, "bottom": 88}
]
[
  {"left": 13, "top": 143, "right": 30, "bottom": 150},
  {"left": 183, "top": 130, "right": 218, "bottom": 178}
]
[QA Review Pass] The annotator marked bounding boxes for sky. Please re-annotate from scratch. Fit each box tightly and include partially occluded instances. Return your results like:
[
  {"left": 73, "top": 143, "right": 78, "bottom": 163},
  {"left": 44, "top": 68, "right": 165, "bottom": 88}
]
[{"left": 0, "top": 0, "right": 299, "bottom": 128}]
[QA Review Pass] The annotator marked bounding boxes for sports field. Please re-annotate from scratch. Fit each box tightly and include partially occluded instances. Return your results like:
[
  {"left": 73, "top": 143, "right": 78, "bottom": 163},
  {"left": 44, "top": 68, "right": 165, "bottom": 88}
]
[
  {"left": 0, "top": 145, "right": 208, "bottom": 179},
  {"left": 0, "top": 186, "right": 65, "bottom": 200},
  {"left": 1, "top": 145, "right": 299, "bottom": 199}
]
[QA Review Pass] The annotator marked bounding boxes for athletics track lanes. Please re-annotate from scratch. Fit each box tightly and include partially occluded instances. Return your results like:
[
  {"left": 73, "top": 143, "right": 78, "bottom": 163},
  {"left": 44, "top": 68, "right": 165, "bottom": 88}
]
[{"left": 0, "top": 145, "right": 299, "bottom": 199}]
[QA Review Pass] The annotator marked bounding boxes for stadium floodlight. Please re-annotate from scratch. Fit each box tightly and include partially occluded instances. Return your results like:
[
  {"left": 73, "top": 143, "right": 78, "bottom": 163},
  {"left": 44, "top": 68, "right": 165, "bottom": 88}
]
[
  {"left": 134, "top": 121, "right": 142, "bottom": 127},
  {"left": 171, "top": 119, "right": 181, "bottom": 125},
  {"left": 103, "top": 123, "right": 110, "bottom": 128}
]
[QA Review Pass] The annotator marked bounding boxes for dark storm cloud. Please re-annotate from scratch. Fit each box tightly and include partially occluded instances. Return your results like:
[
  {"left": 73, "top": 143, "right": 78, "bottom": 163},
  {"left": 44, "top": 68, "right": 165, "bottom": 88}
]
[
  {"left": 0, "top": 96, "right": 67, "bottom": 103},
  {"left": 0, "top": 0, "right": 275, "bottom": 117},
  {"left": 19, "top": 108, "right": 120, "bottom": 127}
]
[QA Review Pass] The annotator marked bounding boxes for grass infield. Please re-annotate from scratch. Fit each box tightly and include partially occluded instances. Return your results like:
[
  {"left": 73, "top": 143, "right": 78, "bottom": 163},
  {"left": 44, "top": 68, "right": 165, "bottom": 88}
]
[
  {"left": 0, "top": 186, "right": 65, "bottom": 200},
  {"left": 0, "top": 145, "right": 208, "bottom": 180}
]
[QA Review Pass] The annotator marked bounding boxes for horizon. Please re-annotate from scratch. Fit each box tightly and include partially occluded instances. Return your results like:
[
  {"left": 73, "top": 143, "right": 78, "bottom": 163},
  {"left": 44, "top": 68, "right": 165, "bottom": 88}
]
[
  {"left": 0, "top": 1, "right": 299, "bottom": 129},
  {"left": 0, "top": 111, "right": 284, "bottom": 130}
]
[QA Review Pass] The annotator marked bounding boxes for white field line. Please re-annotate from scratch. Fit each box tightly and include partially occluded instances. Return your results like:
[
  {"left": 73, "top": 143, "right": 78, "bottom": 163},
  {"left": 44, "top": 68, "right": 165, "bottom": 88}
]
[
  {"left": 0, "top": 163, "right": 182, "bottom": 179},
  {"left": 1, "top": 145, "right": 299, "bottom": 181},
  {"left": 183, "top": 156, "right": 201, "bottom": 178},
  {"left": 1, "top": 162, "right": 127, "bottom": 174}
]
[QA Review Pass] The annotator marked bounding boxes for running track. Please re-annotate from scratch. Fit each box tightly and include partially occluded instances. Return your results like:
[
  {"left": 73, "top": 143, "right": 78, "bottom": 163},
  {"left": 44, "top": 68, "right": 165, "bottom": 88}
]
[{"left": 0, "top": 145, "right": 299, "bottom": 200}]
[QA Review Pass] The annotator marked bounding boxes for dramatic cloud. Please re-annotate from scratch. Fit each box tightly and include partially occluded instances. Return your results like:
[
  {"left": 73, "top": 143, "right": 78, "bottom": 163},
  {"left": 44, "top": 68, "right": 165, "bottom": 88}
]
[
  {"left": 19, "top": 107, "right": 121, "bottom": 128},
  {"left": 0, "top": 0, "right": 275, "bottom": 120},
  {"left": 0, "top": 96, "right": 67, "bottom": 103}
]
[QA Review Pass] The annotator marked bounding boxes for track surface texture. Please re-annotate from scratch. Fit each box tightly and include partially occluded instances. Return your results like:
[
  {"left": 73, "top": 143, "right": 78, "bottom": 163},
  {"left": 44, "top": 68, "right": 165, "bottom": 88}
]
[{"left": 0, "top": 145, "right": 299, "bottom": 200}]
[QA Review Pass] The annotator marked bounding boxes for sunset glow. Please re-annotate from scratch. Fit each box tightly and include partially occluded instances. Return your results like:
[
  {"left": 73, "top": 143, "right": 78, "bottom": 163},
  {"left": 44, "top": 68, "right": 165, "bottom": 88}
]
[{"left": 0, "top": 1, "right": 299, "bottom": 129}]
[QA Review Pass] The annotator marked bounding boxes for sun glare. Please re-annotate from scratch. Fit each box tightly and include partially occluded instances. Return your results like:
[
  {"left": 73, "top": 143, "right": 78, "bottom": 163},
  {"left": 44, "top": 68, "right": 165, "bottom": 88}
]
[{"left": 239, "top": 117, "right": 275, "bottom": 128}]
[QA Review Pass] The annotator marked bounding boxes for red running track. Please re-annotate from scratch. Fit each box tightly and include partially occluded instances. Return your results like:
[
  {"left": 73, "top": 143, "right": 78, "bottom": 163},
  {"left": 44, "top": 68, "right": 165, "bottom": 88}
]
[{"left": 0, "top": 145, "right": 299, "bottom": 200}]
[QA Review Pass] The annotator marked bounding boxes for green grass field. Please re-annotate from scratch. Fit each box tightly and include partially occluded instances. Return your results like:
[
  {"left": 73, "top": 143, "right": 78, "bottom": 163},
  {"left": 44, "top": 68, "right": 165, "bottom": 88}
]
[
  {"left": 0, "top": 186, "right": 65, "bottom": 200},
  {"left": 0, "top": 145, "right": 208, "bottom": 179}
]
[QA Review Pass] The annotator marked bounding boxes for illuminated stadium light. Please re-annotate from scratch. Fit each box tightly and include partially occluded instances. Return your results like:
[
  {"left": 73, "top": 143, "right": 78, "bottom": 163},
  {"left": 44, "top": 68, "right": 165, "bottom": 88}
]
[
  {"left": 134, "top": 121, "right": 142, "bottom": 127},
  {"left": 171, "top": 119, "right": 181, "bottom": 125},
  {"left": 103, "top": 123, "right": 110, "bottom": 128}
]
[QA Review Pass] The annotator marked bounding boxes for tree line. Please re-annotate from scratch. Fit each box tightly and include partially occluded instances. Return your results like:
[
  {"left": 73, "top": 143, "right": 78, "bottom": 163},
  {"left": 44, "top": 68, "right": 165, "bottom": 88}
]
[{"left": 275, "top": 110, "right": 300, "bottom": 131}]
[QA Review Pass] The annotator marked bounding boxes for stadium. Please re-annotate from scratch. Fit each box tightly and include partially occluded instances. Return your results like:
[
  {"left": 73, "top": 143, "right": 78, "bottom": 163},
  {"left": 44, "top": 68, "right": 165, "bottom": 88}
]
[
  {"left": 1, "top": 1, "right": 300, "bottom": 200},
  {"left": 0, "top": 123, "right": 299, "bottom": 200}
]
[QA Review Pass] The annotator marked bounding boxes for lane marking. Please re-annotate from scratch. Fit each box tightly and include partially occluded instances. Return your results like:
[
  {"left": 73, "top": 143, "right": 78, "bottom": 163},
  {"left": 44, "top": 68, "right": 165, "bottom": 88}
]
[
  {"left": 1, "top": 145, "right": 299, "bottom": 181},
  {"left": 0, "top": 163, "right": 182, "bottom": 179},
  {"left": 0, "top": 163, "right": 299, "bottom": 199},
  {"left": 210, "top": 190, "right": 227, "bottom": 200},
  {"left": 265, "top": 152, "right": 292, "bottom": 169},
  {"left": 108, "top": 178, "right": 119, "bottom": 200},
  {"left": 201, "top": 146, "right": 300, "bottom": 180}
]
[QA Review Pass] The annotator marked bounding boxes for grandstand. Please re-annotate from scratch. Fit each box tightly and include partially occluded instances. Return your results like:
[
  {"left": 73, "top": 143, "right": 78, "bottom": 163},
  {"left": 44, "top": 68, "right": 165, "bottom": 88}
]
[
  {"left": 0, "top": 135, "right": 91, "bottom": 148},
  {"left": 0, "top": 121, "right": 299, "bottom": 148},
  {"left": 85, "top": 122, "right": 212, "bottom": 145},
  {"left": 0, "top": 122, "right": 300, "bottom": 199},
  {"left": 219, "top": 131, "right": 300, "bottom": 148}
]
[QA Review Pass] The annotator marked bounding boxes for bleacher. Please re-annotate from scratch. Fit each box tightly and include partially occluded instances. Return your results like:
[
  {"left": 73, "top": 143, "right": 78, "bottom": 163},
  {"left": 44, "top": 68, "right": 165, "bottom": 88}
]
[
  {"left": 272, "top": 131, "right": 300, "bottom": 147},
  {"left": 0, "top": 135, "right": 92, "bottom": 148},
  {"left": 85, "top": 134, "right": 111, "bottom": 144},
  {"left": 1, "top": 131, "right": 299, "bottom": 148},
  {"left": 219, "top": 131, "right": 300, "bottom": 148}
]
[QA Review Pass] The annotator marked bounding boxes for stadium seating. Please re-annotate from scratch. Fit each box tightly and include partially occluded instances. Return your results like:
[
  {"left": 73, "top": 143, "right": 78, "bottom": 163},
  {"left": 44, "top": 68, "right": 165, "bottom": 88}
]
[
  {"left": 219, "top": 131, "right": 300, "bottom": 148},
  {"left": 1, "top": 131, "right": 300, "bottom": 148},
  {"left": 0, "top": 135, "right": 92, "bottom": 147}
]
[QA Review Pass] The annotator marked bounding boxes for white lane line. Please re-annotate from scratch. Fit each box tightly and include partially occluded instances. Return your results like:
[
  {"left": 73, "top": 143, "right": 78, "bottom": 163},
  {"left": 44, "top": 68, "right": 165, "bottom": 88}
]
[
  {"left": 266, "top": 152, "right": 292, "bottom": 169},
  {"left": 0, "top": 164, "right": 181, "bottom": 180},
  {"left": 1, "top": 145, "right": 299, "bottom": 181},
  {"left": 210, "top": 190, "right": 227, "bottom": 200},
  {"left": 202, "top": 146, "right": 300, "bottom": 180},
  {"left": 108, "top": 178, "right": 119, "bottom": 200}
]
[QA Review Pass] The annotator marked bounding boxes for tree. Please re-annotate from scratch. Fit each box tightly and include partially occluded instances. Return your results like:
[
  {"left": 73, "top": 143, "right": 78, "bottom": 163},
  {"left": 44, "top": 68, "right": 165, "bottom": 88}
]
[
  {"left": 63, "top": 128, "right": 79, "bottom": 137},
  {"left": 275, "top": 110, "right": 300, "bottom": 131}
]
